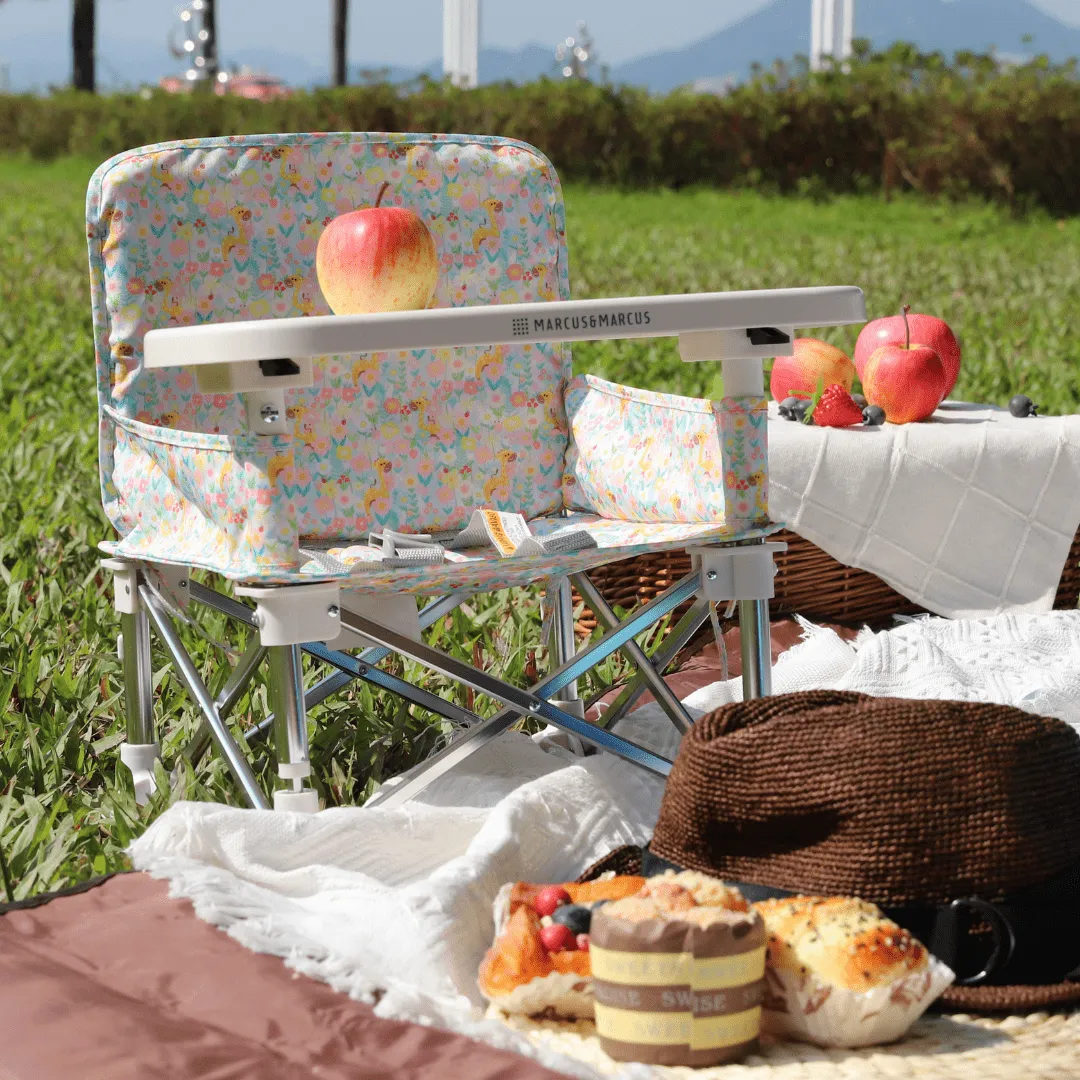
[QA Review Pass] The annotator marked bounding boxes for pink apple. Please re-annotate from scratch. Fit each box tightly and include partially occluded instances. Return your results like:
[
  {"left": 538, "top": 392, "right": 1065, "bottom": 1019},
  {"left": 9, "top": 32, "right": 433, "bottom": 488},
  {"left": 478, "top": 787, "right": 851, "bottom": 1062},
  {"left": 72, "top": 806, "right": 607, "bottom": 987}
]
[
  {"left": 862, "top": 305, "right": 947, "bottom": 424},
  {"left": 770, "top": 338, "right": 855, "bottom": 403},
  {"left": 316, "top": 182, "right": 438, "bottom": 315},
  {"left": 854, "top": 312, "right": 961, "bottom": 398}
]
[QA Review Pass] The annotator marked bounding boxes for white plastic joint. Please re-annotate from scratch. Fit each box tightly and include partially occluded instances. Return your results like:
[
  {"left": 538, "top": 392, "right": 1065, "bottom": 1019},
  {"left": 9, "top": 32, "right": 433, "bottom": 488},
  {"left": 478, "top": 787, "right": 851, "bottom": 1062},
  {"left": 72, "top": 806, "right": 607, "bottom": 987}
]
[
  {"left": 120, "top": 742, "right": 160, "bottom": 806},
  {"left": 102, "top": 558, "right": 140, "bottom": 615},
  {"left": 331, "top": 591, "right": 422, "bottom": 650},
  {"left": 277, "top": 760, "right": 312, "bottom": 781},
  {"left": 273, "top": 788, "right": 320, "bottom": 814},
  {"left": 679, "top": 329, "right": 795, "bottom": 397},
  {"left": 148, "top": 564, "right": 192, "bottom": 610},
  {"left": 679, "top": 328, "right": 795, "bottom": 363},
  {"left": 688, "top": 542, "right": 788, "bottom": 603},
  {"left": 235, "top": 582, "right": 341, "bottom": 647}
]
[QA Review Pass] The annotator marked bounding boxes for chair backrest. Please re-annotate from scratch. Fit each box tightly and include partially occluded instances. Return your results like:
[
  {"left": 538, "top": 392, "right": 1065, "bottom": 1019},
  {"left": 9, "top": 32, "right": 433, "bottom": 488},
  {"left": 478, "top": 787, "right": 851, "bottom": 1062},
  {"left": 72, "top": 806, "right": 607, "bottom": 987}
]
[{"left": 88, "top": 132, "right": 572, "bottom": 548}]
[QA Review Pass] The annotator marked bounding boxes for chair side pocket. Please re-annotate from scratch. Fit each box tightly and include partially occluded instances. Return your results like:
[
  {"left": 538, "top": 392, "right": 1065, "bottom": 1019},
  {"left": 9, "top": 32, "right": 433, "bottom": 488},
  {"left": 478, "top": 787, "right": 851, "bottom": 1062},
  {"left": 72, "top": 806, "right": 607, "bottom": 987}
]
[{"left": 101, "top": 408, "right": 301, "bottom": 578}]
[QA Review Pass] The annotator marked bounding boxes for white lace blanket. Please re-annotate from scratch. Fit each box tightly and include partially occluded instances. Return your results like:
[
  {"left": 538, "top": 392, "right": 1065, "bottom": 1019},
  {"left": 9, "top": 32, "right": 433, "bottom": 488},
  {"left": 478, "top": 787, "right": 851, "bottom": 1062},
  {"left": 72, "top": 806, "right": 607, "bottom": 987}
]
[{"left": 129, "top": 610, "right": 1080, "bottom": 1079}]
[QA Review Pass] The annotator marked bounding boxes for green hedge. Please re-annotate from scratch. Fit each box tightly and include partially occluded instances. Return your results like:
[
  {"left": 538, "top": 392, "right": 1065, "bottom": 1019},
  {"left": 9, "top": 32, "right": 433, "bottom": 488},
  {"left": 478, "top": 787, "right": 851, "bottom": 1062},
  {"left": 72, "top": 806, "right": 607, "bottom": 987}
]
[{"left": 3, "top": 44, "right": 1079, "bottom": 213}]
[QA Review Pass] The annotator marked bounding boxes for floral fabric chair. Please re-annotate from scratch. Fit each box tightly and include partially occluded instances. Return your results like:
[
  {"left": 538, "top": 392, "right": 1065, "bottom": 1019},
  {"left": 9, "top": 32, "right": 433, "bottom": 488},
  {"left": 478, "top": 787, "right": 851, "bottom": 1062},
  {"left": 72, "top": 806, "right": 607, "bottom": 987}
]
[{"left": 89, "top": 132, "right": 863, "bottom": 810}]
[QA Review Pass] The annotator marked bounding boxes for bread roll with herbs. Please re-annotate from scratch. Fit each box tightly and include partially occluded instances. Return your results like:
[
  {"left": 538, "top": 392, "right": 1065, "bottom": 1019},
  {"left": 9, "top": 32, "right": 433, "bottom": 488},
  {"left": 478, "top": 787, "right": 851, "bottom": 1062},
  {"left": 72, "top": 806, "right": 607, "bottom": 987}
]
[{"left": 754, "top": 895, "right": 952, "bottom": 1048}]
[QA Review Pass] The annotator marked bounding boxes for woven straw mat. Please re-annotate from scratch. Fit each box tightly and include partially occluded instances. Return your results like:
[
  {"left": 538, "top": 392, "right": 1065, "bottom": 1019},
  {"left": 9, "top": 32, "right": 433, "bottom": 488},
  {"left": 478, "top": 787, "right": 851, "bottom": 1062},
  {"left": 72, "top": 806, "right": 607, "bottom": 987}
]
[{"left": 491, "top": 1008, "right": 1080, "bottom": 1079}]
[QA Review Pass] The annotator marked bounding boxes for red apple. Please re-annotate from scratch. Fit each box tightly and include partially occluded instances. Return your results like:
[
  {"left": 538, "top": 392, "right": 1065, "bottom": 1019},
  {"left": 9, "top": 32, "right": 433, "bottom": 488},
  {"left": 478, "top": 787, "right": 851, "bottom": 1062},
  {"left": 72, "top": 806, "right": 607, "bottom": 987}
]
[
  {"left": 769, "top": 338, "right": 855, "bottom": 403},
  {"left": 862, "top": 308, "right": 946, "bottom": 425},
  {"left": 316, "top": 182, "right": 438, "bottom": 315},
  {"left": 854, "top": 312, "right": 961, "bottom": 398}
]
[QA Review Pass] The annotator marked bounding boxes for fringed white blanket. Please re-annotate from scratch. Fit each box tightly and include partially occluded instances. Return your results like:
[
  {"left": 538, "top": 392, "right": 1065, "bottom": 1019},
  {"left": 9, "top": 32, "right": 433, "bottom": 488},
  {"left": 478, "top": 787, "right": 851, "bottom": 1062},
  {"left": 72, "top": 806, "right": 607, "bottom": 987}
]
[{"left": 130, "top": 610, "right": 1080, "bottom": 1079}]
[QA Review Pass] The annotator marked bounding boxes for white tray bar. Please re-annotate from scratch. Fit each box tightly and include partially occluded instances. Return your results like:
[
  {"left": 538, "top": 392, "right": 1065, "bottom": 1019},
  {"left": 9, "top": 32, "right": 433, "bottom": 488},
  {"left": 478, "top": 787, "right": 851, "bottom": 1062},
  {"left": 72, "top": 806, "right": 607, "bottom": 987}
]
[{"left": 144, "top": 286, "right": 866, "bottom": 369}]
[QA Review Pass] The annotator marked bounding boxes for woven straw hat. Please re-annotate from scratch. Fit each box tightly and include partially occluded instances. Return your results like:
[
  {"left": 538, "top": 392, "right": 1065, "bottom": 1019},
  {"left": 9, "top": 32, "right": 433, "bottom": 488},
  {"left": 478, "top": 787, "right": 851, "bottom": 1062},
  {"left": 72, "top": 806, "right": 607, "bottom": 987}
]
[{"left": 609, "top": 691, "right": 1080, "bottom": 1012}]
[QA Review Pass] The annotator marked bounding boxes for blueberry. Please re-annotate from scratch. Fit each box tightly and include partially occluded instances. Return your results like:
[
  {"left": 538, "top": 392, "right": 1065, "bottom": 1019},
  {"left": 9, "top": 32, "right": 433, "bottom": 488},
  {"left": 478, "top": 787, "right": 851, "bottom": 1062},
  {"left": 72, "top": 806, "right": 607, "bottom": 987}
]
[
  {"left": 791, "top": 399, "right": 813, "bottom": 422},
  {"left": 551, "top": 903, "right": 592, "bottom": 936},
  {"left": 851, "top": 392, "right": 867, "bottom": 407},
  {"left": 862, "top": 405, "right": 886, "bottom": 426},
  {"left": 1009, "top": 394, "right": 1038, "bottom": 418}
]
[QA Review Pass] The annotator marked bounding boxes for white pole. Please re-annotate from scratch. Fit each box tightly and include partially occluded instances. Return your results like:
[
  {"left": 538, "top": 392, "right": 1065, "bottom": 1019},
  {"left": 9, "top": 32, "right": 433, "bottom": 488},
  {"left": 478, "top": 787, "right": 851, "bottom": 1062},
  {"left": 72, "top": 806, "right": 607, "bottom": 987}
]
[
  {"left": 812, "top": 0, "right": 853, "bottom": 70},
  {"left": 811, "top": 0, "right": 824, "bottom": 71},
  {"left": 822, "top": 0, "right": 837, "bottom": 59},
  {"left": 443, "top": 0, "right": 480, "bottom": 89},
  {"left": 840, "top": 0, "right": 855, "bottom": 61}
]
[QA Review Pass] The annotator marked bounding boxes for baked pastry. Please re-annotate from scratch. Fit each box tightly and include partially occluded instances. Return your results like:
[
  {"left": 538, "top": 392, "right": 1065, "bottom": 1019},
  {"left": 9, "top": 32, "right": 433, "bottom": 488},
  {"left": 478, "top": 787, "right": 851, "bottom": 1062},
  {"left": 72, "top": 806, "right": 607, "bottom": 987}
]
[
  {"left": 478, "top": 874, "right": 645, "bottom": 1017},
  {"left": 755, "top": 896, "right": 954, "bottom": 1047},
  {"left": 591, "top": 878, "right": 766, "bottom": 1067},
  {"left": 478, "top": 870, "right": 751, "bottom": 1022}
]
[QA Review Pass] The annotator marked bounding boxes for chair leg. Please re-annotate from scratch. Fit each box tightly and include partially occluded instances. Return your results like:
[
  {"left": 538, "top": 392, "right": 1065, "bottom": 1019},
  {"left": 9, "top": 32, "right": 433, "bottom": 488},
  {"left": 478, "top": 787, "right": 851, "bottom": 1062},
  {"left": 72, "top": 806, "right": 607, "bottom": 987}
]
[
  {"left": 551, "top": 577, "right": 579, "bottom": 701},
  {"left": 591, "top": 597, "right": 711, "bottom": 730},
  {"left": 105, "top": 559, "right": 159, "bottom": 806},
  {"left": 266, "top": 644, "right": 320, "bottom": 813},
  {"left": 572, "top": 573, "right": 694, "bottom": 734},
  {"left": 139, "top": 584, "right": 270, "bottom": 809},
  {"left": 118, "top": 605, "right": 159, "bottom": 805},
  {"left": 690, "top": 541, "right": 785, "bottom": 702},
  {"left": 738, "top": 598, "right": 772, "bottom": 699},
  {"left": 538, "top": 578, "right": 586, "bottom": 752}
]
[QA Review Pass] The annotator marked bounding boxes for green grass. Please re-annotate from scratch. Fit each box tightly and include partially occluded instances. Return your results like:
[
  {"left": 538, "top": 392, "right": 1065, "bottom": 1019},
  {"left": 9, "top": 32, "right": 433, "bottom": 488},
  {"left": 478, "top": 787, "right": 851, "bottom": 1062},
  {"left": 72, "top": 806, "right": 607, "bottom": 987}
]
[
  {"left": 570, "top": 186, "right": 1080, "bottom": 406},
  {"left": 2, "top": 156, "right": 1080, "bottom": 902}
]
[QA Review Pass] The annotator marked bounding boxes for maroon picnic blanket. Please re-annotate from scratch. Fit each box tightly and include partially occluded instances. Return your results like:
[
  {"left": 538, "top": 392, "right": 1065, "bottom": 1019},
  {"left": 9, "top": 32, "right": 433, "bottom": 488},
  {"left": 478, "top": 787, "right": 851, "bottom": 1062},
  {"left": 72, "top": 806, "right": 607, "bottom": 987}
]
[{"left": 0, "top": 873, "right": 568, "bottom": 1079}]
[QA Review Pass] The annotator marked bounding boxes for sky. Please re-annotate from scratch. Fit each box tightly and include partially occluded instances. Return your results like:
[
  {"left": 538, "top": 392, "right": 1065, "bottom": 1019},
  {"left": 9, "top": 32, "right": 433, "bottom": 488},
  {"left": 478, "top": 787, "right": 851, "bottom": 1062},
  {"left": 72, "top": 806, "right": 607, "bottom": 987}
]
[{"left": 2, "top": 0, "right": 1080, "bottom": 82}]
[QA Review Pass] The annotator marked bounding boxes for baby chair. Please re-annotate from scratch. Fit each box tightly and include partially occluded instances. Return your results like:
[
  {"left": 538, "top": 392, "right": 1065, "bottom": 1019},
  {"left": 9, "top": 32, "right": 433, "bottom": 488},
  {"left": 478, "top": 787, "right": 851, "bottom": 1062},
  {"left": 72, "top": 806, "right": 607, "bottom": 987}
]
[{"left": 89, "top": 132, "right": 864, "bottom": 811}]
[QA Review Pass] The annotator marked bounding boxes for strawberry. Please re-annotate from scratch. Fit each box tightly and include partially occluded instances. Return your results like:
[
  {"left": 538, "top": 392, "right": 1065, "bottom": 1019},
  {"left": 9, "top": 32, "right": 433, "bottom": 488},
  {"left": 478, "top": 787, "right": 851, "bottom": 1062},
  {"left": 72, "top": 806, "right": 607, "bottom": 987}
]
[
  {"left": 539, "top": 923, "right": 577, "bottom": 952},
  {"left": 811, "top": 384, "right": 864, "bottom": 428},
  {"left": 534, "top": 885, "right": 571, "bottom": 917}
]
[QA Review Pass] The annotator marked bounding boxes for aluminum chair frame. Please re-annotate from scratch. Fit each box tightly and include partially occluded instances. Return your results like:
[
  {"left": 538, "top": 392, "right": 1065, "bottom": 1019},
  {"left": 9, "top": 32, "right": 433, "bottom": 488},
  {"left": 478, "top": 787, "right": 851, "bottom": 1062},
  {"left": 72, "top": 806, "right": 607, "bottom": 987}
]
[{"left": 111, "top": 555, "right": 771, "bottom": 811}]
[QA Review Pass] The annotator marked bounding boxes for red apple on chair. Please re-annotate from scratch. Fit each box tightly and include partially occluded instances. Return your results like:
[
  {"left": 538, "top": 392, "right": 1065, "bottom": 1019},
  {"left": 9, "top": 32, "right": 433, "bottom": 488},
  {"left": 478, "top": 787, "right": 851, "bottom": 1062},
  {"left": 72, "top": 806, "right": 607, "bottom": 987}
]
[
  {"left": 855, "top": 311, "right": 961, "bottom": 399},
  {"left": 770, "top": 338, "right": 856, "bottom": 403},
  {"left": 862, "top": 306, "right": 947, "bottom": 424},
  {"left": 316, "top": 181, "right": 438, "bottom": 315}
]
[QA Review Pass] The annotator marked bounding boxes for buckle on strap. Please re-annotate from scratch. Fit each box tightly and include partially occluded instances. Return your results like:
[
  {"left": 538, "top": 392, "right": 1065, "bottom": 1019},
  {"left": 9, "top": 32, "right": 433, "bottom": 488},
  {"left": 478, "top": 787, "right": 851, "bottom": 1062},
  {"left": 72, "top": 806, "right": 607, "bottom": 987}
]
[{"left": 929, "top": 897, "right": 1017, "bottom": 985}]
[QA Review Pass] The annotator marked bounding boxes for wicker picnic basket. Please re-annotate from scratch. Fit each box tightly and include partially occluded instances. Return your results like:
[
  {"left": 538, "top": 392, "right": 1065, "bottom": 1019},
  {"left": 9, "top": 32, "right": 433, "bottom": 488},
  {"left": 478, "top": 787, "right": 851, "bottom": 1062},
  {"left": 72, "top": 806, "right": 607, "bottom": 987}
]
[{"left": 576, "top": 527, "right": 1080, "bottom": 637}]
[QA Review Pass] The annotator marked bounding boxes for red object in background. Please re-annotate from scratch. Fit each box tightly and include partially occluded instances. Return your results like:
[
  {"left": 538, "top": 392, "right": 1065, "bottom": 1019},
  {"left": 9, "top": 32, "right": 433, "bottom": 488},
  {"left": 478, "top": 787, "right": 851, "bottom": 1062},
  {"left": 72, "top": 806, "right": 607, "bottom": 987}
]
[{"left": 159, "top": 72, "right": 292, "bottom": 102}]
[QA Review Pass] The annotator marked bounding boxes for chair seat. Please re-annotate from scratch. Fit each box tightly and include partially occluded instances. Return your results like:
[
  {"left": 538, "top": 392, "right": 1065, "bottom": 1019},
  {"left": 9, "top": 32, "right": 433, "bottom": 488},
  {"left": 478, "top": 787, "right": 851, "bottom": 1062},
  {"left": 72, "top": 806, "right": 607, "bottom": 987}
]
[{"left": 289, "top": 513, "right": 779, "bottom": 593}]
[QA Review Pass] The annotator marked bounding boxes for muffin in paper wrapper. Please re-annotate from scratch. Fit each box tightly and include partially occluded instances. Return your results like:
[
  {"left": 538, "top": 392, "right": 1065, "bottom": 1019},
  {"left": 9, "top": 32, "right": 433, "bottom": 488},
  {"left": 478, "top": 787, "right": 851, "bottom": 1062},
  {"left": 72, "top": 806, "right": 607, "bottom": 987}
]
[
  {"left": 756, "top": 896, "right": 956, "bottom": 1048},
  {"left": 590, "top": 899, "right": 766, "bottom": 1068}
]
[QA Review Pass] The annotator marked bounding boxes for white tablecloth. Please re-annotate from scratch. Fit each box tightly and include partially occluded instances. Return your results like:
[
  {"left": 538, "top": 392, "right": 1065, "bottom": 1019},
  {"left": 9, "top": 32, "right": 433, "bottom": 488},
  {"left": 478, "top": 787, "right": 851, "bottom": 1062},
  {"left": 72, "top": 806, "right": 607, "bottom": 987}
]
[{"left": 768, "top": 400, "right": 1080, "bottom": 618}]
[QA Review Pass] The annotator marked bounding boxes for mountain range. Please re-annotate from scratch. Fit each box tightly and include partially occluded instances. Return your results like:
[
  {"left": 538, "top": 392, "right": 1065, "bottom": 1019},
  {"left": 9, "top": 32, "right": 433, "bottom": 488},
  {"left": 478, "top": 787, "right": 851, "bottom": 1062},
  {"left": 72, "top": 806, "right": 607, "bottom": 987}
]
[
  {"left": 2, "top": 0, "right": 1078, "bottom": 94},
  {"left": 615, "top": 0, "right": 1080, "bottom": 92}
]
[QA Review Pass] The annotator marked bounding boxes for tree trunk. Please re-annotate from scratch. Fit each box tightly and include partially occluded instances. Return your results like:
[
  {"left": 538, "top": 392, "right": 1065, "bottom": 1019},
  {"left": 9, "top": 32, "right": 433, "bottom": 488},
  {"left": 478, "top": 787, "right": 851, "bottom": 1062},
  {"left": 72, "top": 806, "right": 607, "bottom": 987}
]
[
  {"left": 203, "top": 0, "right": 219, "bottom": 84},
  {"left": 333, "top": 0, "right": 348, "bottom": 87},
  {"left": 72, "top": 0, "right": 95, "bottom": 93}
]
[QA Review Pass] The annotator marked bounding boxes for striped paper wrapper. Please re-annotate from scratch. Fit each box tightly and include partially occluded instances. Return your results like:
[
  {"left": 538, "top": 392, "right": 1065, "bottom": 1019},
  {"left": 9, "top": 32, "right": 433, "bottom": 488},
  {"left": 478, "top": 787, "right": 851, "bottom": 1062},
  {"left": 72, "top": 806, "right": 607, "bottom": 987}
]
[{"left": 590, "top": 908, "right": 766, "bottom": 1067}]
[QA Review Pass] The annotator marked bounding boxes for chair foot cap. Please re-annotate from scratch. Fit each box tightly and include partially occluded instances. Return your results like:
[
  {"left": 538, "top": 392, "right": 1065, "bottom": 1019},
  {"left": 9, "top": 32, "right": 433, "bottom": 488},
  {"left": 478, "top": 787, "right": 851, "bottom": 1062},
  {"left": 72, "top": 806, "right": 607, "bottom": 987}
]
[{"left": 273, "top": 789, "right": 320, "bottom": 814}]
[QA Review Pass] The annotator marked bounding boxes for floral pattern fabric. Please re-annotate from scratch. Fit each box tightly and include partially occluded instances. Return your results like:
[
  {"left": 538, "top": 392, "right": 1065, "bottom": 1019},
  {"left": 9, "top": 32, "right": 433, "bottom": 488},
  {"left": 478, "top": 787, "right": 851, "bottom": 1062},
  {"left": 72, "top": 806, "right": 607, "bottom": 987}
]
[
  {"left": 295, "top": 514, "right": 778, "bottom": 595},
  {"left": 90, "top": 133, "right": 775, "bottom": 587},
  {"left": 103, "top": 407, "right": 299, "bottom": 576},
  {"left": 90, "top": 132, "right": 572, "bottom": 574},
  {"left": 563, "top": 375, "right": 769, "bottom": 528}
]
